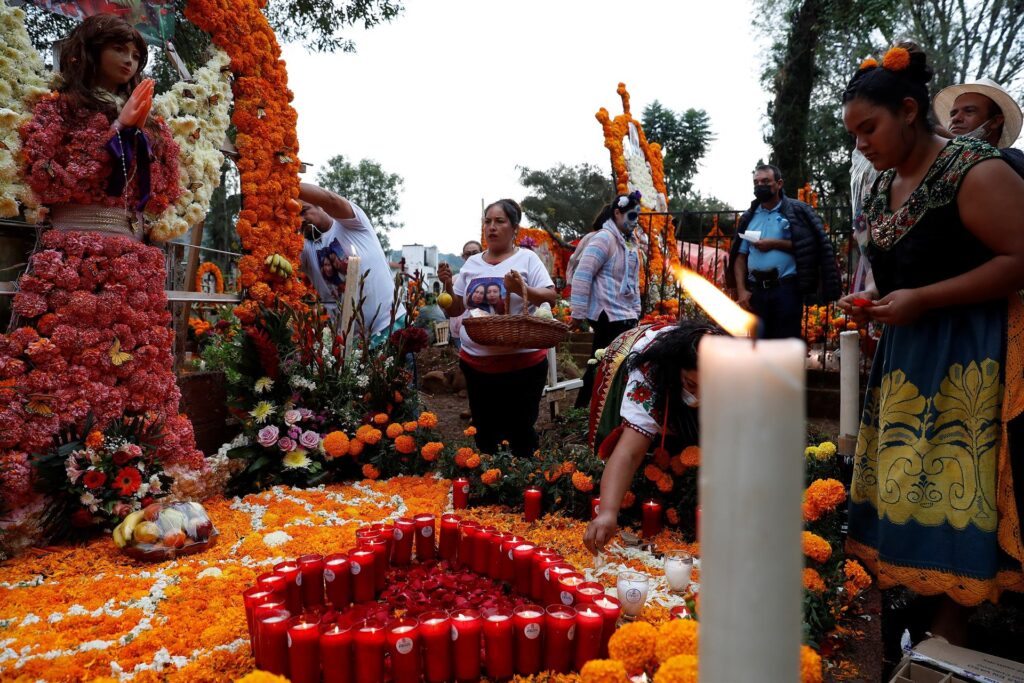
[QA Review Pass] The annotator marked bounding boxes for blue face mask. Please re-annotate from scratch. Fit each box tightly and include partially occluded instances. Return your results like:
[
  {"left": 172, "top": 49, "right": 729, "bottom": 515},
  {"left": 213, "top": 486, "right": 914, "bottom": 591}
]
[{"left": 681, "top": 388, "right": 699, "bottom": 409}]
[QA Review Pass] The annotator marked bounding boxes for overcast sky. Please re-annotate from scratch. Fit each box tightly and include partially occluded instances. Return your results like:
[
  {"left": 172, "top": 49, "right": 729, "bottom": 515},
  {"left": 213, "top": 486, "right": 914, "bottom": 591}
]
[{"left": 285, "top": 0, "right": 770, "bottom": 253}]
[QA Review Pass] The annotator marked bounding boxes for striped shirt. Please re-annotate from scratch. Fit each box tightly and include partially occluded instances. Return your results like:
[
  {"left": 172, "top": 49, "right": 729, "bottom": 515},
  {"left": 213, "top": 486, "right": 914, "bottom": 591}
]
[{"left": 570, "top": 222, "right": 641, "bottom": 322}]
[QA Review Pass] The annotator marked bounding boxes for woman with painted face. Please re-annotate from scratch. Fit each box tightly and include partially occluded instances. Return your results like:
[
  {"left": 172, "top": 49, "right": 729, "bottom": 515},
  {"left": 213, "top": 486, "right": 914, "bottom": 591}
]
[
  {"left": 583, "top": 320, "right": 723, "bottom": 553},
  {"left": 837, "top": 42, "right": 1024, "bottom": 642},
  {"left": 436, "top": 199, "right": 558, "bottom": 457},
  {"left": 570, "top": 191, "right": 644, "bottom": 410}
]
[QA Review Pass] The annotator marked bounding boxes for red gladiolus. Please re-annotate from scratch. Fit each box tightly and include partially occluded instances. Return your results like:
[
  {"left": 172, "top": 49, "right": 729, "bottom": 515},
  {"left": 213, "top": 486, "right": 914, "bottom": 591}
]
[
  {"left": 82, "top": 470, "right": 106, "bottom": 489},
  {"left": 112, "top": 467, "right": 142, "bottom": 496}
]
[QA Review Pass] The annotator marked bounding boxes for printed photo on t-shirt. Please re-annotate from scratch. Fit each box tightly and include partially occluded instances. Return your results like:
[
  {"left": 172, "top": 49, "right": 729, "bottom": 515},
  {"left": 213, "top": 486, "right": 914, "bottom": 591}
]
[
  {"left": 464, "top": 277, "right": 506, "bottom": 315},
  {"left": 316, "top": 239, "right": 350, "bottom": 299}
]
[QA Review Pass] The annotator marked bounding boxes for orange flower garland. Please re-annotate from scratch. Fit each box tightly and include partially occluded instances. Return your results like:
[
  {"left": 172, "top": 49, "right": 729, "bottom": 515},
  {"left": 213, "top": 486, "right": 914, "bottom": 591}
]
[
  {"left": 195, "top": 261, "right": 225, "bottom": 293},
  {"left": 185, "top": 0, "right": 307, "bottom": 322}
]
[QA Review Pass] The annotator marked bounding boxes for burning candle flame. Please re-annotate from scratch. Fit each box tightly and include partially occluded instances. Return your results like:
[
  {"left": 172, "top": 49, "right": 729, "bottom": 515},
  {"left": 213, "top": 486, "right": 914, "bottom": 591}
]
[{"left": 672, "top": 265, "right": 758, "bottom": 337}]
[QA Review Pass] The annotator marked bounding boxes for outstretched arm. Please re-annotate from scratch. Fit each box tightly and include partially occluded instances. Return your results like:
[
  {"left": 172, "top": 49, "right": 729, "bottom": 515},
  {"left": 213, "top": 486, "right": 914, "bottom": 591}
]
[{"left": 298, "top": 183, "right": 355, "bottom": 221}]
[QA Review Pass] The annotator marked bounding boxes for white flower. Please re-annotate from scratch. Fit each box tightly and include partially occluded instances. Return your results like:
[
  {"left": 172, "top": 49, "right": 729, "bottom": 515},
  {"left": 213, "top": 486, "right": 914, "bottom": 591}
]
[
  {"left": 148, "top": 474, "right": 162, "bottom": 493},
  {"left": 282, "top": 449, "right": 311, "bottom": 470},
  {"left": 79, "top": 492, "right": 99, "bottom": 511},
  {"left": 355, "top": 375, "right": 369, "bottom": 388},
  {"left": 262, "top": 530, "right": 293, "bottom": 548},
  {"left": 254, "top": 377, "right": 274, "bottom": 394},
  {"left": 136, "top": 483, "right": 149, "bottom": 498}
]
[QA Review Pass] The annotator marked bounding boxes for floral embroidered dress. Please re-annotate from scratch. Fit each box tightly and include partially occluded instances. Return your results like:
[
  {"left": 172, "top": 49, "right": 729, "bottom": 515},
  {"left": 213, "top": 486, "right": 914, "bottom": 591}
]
[
  {"left": 0, "top": 93, "right": 204, "bottom": 517},
  {"left": 848, "top": 137, "right": 1024, "bottom": 605}
]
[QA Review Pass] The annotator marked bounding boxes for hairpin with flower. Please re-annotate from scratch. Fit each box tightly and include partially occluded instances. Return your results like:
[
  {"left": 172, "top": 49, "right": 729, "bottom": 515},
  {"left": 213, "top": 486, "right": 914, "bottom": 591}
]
[
  {"left": 857, "top": 46, "right": 910, "bottom": 73},
  {"left": 616, "top": 190, "right": 642, "bottom": 208}
]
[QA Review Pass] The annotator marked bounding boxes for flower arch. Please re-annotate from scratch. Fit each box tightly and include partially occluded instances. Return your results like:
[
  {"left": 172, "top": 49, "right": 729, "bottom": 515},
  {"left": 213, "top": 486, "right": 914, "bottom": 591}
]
[{"left": 185, "top": 0, "right": 307, "bottom": 322}]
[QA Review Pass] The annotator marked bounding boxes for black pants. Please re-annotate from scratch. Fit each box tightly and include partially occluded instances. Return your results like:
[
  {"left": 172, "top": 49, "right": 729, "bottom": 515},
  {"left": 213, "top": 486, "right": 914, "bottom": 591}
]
[
  {"left": 749, "top": 278, "right": 802, "bottom": 340},
  {"left": 574, "top": 312, "right": 638, "bottom": 409},
  {"left": 460, "top": 357, "right": 548, "bottom": 457}
]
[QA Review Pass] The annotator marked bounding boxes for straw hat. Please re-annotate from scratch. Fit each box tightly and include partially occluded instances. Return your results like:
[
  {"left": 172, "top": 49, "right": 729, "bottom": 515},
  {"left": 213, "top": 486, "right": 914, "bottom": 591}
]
[{"left": 933, "top": 78, "right": 1022, "bottom": 148}]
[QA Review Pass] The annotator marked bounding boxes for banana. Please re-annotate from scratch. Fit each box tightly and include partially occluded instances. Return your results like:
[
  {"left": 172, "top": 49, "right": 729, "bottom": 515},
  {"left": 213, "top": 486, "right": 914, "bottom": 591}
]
[
  {"left": 112, "top": 522, "right": 126, "bottom": 548},
  {"left": 119, "top": 510, "right": 145, "bottom": 543}
]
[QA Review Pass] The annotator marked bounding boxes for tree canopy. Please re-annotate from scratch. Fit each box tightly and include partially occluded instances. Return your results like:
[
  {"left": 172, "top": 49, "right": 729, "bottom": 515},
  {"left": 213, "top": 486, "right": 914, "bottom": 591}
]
[
  {"left": 640, "top": 101, "right": 715, "bottom": 208},
  {"left": 315, "top": 155, "right": 405, "bottom": 252},
  {"left": 518, "top": 163, "right": 614, "bottom": 242}
]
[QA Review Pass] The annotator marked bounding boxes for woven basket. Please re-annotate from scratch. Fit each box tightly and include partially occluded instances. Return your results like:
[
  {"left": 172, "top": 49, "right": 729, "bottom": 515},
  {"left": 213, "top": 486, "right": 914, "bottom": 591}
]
[{"left": 462, "top": 278, "right": 569, "bottom": 349}]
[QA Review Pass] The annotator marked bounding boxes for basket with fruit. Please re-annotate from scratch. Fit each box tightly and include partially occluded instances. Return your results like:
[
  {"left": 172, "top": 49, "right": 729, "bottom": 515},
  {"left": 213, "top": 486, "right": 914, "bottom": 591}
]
[{"left": 113, "top": 502, "right": 218, "bottom": 561}]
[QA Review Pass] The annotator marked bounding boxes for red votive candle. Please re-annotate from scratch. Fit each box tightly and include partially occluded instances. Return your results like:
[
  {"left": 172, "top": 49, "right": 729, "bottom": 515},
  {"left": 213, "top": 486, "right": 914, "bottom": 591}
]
[
  {"left": 482, "top": 607, "right": 514, "bottom": 680},
  {"left": 387, "top": 617, "right": 421, "bottom": 683},
  {"left": 363, "top": 538, "right": 389, "bottom": 591},
  {"left": 439, "top": 513, "right": 460, "bottom": 561},
  {"left": 323, "top": 553, "right": 351, "bottom": 609},
  {"left": 253, "top": 601, "right": 286, "bottom": 668},
  {"left": 451, "top": 608, "right": 483, "bottom": 682},
  {"left": 418, "top": 610, "right": 452, "bottom": 683},
  {"left": 472, "top": 525, "right": 494, "bottom": 575},
  {"left": 393, "top": 517, "right": 415, "bottom": 565},
  {"left": 355, "top": 526, "right": 381, "bottom": 544},
  {"left": 524, "top": 487, "right": 541, "bottom": 522},
  {"left": 499, "top": 534, "right": 524, "bottom": 583},
  {"left": 414, "top": 513, "right": 436, "bottom": 562},
  {"left": 256, "top": 607, "right": 291, "bottom": 677},
  {"left": 574, "top": 604, "right": 605, "bottom": 670},
  {"left": 488, "top": 531, "right": 510, "bottom": 579},
  {"left": 593, "top": 594, "right": 622, "bottom": 657},
  {"left": 511, "top": 542, "right": 536, "bottom": 596},
  {"left": 513, "top": 604, "right": 545, "bottom": 675},
  {"left": 273, "top": 560, "right": 302, "bottom": 614},
  {"left": 320, "top": 621, "right": 353, "bottom": 683},
  {"left": 243, "top": 588, "right": 276, "bottom": 654},
  {"left": 257, "top": 572, "right": 288, "bottom": 603},
  {"left": 453, "top": 477, "right": 470, "bottom": 509},
  {"left": 575, "top": 581, "right": 605, "bottom": 605},
  {"left": 353, "top": 618, "right": 386, "bottom": 683},
  {"left": 557, "top": 572, "right": 585, "bottom": 606},
  {"left": 591, "top": 497, "right": 601, "bottom": 520},
  {"left": 297, "top": 554, "right": 325, "bottom": 609},
  {"left": 546, "top": 564, "right": 575, "bottom": 607},
  {"left": 642, "top": 499, "right": 663, "bottom": 538},
  {"left": 544, "top": 604, "right": 577, "bottom": 673},
  {"left": 349, "top": 549, "right": 375, "bottom": 603},
  {"left": 533, "top": 552, "right": 562, "bottom": 603},
  {"left": 457, "top": 519, "right": 479, "bottom": 569},
  {"left": 670, "top": 604, "right": 692, "bottom": 620},
  {"left": 377, "top": 524, "right": 395, "bottom": 559},
  {"left": 287, "top": 616, "right": 322, "bottom": 683}
]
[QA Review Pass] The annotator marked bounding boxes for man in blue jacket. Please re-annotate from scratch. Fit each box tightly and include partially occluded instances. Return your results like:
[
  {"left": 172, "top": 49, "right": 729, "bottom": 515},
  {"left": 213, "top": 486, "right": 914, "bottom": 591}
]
[{"left": 728, "top": 164, "right": 842, "bottom": 339}]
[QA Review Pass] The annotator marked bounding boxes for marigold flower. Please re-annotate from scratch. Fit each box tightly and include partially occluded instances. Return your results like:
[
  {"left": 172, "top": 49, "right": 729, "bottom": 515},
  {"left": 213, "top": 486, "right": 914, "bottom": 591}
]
[
  {"left": 394, "top": 435, "right": 416, "bottom": 454},
  {"left": 85, "top": 431, "right": 104, "bottom": 449},
  {"left": 349, "top": 439, "right": 365, "bottom": 457},
  {"left": 481, "top": 468, "right": 501, "bottom": 485},
  {"left": 608, "top": 621, "right": 657, "bottom": 675},
  {"left": 882, "top": 46, "right": 910, "bottom": 71},
  {"left": 464, "top": 426, "right": 477, "bottom": 437},
  {"left": 802, "top": 478, "right": 847, "bottom": 522},
  {"left": 801, "top": 531, "right": 832, "bottom": 564},
  {"left": 656, "top": 619, "right": 698, "bottom": 663},
  {"left": 803, "top": 567, "right": 826, "bottom": 593},
  {"left": 656, "top": 475, "right": 674, "bottom": 493},
  {"left": 580, "top": 659, "right": 629, "bottom": 683},
  {"left": 804, "top": 446, "right": 821, "bottom": 459},
  {"left": 801, "top": 644, "right": 823, "bottom": 683},
  {"left": 816, "top": 441, "right": 837, "bottom": 459},
  {"left": 403, "top": 421, "right": 418, "bottom": 432},
  {"left": 322, "top": 431, "right": 350, "bottom": 459},
  {"left": 362, "top": 463, "right": 380, "bottom": 480},
  {"left": 666, "top": 508, "right": 680, "bottom": 525},
  {"left": 372, "top": 413, "right": 389, "bottom": 425},
  {"left": 669, "top": 457, "right": 686, "bottom": 475},
  {"left": 653, "top": 447, "right": 671, "bottom": 469},
  {"left": 385, "top": 423, "right": 404, "bottom": 439},
  {"left": 355, "top": 425, "right": 383, "bottom": 446},
  {"left": 843, "top": 559, "right": 872, "bottom": 597},
  {"left": 465, "top": 453, "right": 481, "bottom": 469},
  {"left": 421, "top": 442, "right": 444, "bottom": 462},
  {"left": 680, "top": 446, "right": 700, "bottom": 468},
  {"left": 455, "top": 447, "right": 474, "bottom": 467},
  {"left": 237, "top": 671, "right": 292, "bottom": 683},
  {"left": 621, "top": 491, "right": 636, "bottom": 508},
  {"left": 561, "top": 461, "right": 576, "bottom": 475},
  {"left": 859, "top": 56, "right": 879, "bottom": 70},
  {"left": 654, "top": 654, "right": 698, "bottom": 683},
  {"left": 417, "top": 411, "right": 438, "bottom": 429},
  {"left": 572, "top": 471, "right": 594, "bottom": 492},
  {"left": 644, "top": 464, "right": 663, "bottom": 482}
]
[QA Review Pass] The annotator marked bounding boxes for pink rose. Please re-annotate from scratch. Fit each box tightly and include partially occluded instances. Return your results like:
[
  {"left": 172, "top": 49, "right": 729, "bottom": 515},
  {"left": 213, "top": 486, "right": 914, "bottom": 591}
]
[
  {"left": 299, "top": 430, "right": 320, "bottom": 450},
  {"left": 283, "top": 409, "right": 302, "bottom": 426},
  {"left": 257, "top": 425, "right": 279, "bottom": 447},
  {"left": 277, "top": 437, "right": 296, "bottom": 452}
]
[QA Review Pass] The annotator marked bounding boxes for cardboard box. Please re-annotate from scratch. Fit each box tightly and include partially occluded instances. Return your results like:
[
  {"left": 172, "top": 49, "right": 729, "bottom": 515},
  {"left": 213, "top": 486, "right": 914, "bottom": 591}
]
[{"left": 890, "top": 638, "right": 1024, "bottom": 683}]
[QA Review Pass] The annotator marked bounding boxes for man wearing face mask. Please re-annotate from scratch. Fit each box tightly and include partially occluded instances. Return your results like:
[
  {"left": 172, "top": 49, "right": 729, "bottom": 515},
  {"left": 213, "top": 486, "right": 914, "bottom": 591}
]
[
  {"left": 933, "top": 78, "right": 1024, "bottom": 178},
  {"left": 571, "top": 191, "right": 644, "bottom": 409},
  {"left": 727, "top": 164, "right": 842, "bottom": 339}
]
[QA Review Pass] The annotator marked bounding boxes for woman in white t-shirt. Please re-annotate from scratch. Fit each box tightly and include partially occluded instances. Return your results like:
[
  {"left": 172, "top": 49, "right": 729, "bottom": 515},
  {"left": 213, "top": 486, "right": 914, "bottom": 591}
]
[{"left": 437, "top": 199, "right": 557, "bottom": 457}]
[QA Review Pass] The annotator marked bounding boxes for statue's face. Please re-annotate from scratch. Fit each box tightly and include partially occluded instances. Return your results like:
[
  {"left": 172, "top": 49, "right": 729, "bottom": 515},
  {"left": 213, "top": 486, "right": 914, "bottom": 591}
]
[{"left": 98, "top": 41, "right": 141, "bottom": 89}]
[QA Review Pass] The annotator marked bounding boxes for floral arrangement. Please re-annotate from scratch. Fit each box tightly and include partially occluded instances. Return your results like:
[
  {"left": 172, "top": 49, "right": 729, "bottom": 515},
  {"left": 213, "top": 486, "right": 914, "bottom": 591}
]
[
  {"left": 802, "top": 304, "right": 861, "bottom": 345},
  {"left": 29, "top": 415, "right": 173, "bottom": 540},
  {"left": 0, "top": 0, "right": 50, "bottom": 221},
  {"left": 148, "top": 48, "right": 234, "bottom": 241},
  {"left": 195, "top": 261, "right": 226, "bottom": 293}
]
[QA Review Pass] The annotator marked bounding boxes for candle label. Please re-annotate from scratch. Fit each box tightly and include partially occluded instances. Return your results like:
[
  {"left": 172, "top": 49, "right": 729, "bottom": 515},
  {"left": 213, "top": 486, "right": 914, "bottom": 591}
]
[
  {"left": 393, "top": 528, "right": 404, "bottom": 541},
  {"left": 295, "top": 573, "right": 302, "bottom": 586},
  {"left": 508, "top": 549, "right": 515, "bottom": 560},
  {"left": 544, "top": 568, "right": 551, "bottom": 581},
  {"left": 524, "top": 623, "right": 541, "bottom": 640},
  {"left": 287, "top": 632, "right": 292, "bottom": 648},
  {"left": 568, "top": 625, "right": 576, "bottom": 641},
  {"left": 351, "top": 562, "right": 361, "bottom": 575},
  {"left": 324, "top": 568, "right": 336, "bottom": 583},
  {"left": 461, "top": 484, "right": 469, "bottom": 494},
  {"left": 625, "top": 588, "right": 641, "bottom": 603},
  {"left": 560, "top": 591, "right": 573, "bottom": 605},
  {"left": 396, "top": 637, "right": 414, "bottom": 655},
  {"left": 421, "top": 526, "right": 433, "bottom": 537},
  {"left": 450, "top": 625, "right": 458, "bottom": 641},
  {"left": 594, "top": 504, "right": 600, "bottom": 514}
]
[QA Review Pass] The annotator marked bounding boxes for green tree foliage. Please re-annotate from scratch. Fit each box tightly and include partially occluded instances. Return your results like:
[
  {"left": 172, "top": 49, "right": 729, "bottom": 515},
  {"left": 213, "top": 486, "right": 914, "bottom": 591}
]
[
  {"left": 315, "top": 155, "right": 405, "bottom": 252},
  {"left": 518, "top": 163, "right": 614, "bottom": 242},
  {"left": 640, "top": 101, "right": 714, "bottom": 207}
]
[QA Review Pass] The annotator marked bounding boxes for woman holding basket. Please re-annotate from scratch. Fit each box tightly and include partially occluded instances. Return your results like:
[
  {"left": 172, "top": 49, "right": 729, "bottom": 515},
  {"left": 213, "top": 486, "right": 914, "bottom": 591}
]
[{"left": 437, "top": 199, "right": 558, "bottom": 457}]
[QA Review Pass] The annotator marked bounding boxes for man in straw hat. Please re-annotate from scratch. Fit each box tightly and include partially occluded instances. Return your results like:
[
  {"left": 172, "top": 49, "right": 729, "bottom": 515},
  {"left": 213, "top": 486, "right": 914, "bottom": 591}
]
[{"left": 934, "top": 77, "right": 1024, "bottom": 177}]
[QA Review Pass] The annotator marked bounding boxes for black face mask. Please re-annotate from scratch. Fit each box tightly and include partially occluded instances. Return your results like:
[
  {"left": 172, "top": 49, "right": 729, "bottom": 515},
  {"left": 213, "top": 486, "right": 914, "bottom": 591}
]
[{"left": 754, "top": 185, "right": 777, "bottom": 202}]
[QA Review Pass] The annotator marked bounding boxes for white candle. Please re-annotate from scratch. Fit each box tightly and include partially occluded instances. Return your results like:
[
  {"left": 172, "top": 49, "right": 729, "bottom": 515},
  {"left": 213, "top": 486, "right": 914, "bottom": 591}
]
[
  {"left": 340, "top": 253, "right": 361, "bottom": 355},
  {"left": 664, "top": 554, "right": 693, "bottom": 592},
  {"left": 839, "top": 330, "right": 860, "bottom": 454},
  {"left": 615, "top": 571, "right": 649, "bottom": 619},
  {"left": 698, "top": 334, "right": 805, "bottom": 683}
]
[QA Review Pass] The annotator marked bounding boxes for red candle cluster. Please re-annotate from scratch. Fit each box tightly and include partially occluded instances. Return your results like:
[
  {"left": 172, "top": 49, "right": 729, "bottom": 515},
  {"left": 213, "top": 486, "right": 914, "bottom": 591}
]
[{"left": 241, "top": 512, "right": 624, "bottom": 680}]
